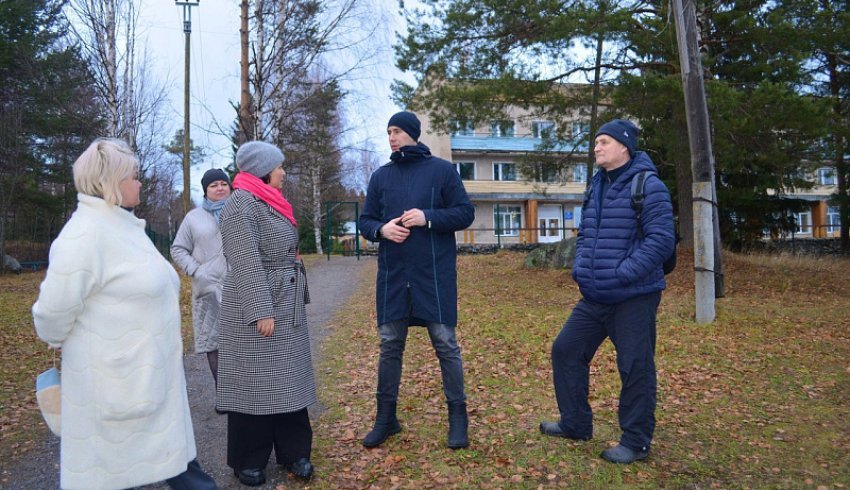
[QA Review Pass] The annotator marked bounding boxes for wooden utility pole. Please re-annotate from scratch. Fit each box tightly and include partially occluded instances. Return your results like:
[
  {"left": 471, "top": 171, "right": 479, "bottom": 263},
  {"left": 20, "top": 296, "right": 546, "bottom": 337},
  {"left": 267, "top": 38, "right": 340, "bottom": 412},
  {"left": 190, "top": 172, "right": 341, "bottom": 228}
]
[
  {"left": 175, "top": 0, "right": 200, "bottom": 215},
  {"left": 672, "top": 0, "right": 718, "bottom": 323},
  {"left": 238, "top": 0, "right": 251, "bottom": 144}
]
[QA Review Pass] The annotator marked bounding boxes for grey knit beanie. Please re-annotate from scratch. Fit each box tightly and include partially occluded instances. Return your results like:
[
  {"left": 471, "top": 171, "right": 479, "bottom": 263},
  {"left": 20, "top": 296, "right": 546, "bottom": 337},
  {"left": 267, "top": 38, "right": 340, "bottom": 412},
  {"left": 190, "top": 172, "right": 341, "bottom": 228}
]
[{"left": 235, "top": 141, "right": 284, "bottom": 178}]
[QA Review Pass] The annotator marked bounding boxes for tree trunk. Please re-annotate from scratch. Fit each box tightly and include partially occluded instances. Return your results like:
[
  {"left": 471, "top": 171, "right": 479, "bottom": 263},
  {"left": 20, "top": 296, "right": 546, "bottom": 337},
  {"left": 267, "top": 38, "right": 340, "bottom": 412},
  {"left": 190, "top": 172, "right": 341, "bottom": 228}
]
[
  {"left": 106, "top": 0, "right": 118, "bottom": 137},
  {"left": 586, "top": 30, "right": 604, "bottom": 187},
  {"left": 253, "top": 0, "right": 266, "bottom": 139},
  {"left": 239, "top": 0, "right": 251, "bottom": 144},
  {"left": 312, "top": 164, "right": 323, "bottom": 254},
  {"left": 122, "top": 0, "right": 137, "bottom": 149},
  {"left": 675, "top": 123, "right": 694, "bottom": 247}
]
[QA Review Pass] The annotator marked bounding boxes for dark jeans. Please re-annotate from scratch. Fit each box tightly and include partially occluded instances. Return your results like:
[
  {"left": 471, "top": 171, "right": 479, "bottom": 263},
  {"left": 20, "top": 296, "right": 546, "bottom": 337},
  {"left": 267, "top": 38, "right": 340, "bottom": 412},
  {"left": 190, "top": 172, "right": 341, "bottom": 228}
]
[
  {"left": 551, "top": 292, "right": 660, "bottom": 452},
  {"left": 164, "top": 459, "right": 217, "bottom": 489},
  {"left": 377, "top": 321, "right": 466, "bottom": 404},
  {"left": 227, "top": 409, "right": 312, "bottom": 470}
]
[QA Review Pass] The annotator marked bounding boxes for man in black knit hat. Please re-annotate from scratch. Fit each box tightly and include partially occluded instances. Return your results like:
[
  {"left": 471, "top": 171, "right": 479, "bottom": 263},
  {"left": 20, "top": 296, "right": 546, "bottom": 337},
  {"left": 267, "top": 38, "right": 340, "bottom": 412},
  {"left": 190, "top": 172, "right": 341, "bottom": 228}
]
[
  {"left": 359, "top": 111, "right": 475, "bottom": 450},
  {"left": 540, "top": 119, "right": 675, "bottom": 464}
]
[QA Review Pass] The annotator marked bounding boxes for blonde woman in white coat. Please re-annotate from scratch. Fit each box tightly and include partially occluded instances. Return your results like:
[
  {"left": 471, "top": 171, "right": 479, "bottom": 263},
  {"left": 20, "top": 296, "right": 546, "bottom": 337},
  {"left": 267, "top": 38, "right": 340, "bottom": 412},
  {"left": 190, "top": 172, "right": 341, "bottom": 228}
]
[
  {"left": 171, "top": 168, "right": 231, "bottom": 386},
  {"left": 32, "top": 138, "right": 217, "bottom": 490}
]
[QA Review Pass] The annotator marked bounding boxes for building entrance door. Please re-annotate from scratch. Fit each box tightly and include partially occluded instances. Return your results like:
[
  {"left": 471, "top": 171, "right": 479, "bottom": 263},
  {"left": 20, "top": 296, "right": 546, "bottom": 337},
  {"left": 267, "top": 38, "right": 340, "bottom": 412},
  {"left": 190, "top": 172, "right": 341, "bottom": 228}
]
[{"left": 537, "top": 205, "right": 563, "bottom": 243}]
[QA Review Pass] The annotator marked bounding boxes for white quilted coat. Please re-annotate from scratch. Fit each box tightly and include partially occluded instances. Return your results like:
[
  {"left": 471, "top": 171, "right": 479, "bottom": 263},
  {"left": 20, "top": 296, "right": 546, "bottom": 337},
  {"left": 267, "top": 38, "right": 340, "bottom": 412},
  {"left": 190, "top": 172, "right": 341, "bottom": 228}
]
[{"left": 32, "top": 194, "right": 197, "bottom": 490}]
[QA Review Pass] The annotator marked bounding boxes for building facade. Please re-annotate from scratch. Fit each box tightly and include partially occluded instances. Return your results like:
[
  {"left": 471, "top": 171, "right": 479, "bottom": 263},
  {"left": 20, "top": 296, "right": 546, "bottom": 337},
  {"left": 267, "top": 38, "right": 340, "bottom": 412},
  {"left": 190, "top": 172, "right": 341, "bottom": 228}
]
[
  {"left": 418, "top": 109, "right": 592, "bottom": 246},
  {"left": 783, "top": 166, "right": 841, "bottom": 238}
]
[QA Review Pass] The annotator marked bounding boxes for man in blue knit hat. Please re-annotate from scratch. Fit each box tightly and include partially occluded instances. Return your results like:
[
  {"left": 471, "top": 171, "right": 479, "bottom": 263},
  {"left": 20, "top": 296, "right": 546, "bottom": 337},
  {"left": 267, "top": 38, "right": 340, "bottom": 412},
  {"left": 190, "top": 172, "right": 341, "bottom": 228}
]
[
  {"left": 359, "top": 111, "right": 475, "bottom": 450},
  {"left": 540, "top": 118, "right": 675, "bottom": 464}
]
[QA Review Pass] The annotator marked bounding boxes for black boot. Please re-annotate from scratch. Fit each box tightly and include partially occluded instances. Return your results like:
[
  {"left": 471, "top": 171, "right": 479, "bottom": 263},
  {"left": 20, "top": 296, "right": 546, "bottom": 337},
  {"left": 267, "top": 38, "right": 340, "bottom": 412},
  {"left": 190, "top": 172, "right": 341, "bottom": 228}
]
[
  {"left": 447, "top": 401, "right": 469, "bottom": 449},
  {"left": 362, "top": 401, "right": 402, "bottom": 448}
]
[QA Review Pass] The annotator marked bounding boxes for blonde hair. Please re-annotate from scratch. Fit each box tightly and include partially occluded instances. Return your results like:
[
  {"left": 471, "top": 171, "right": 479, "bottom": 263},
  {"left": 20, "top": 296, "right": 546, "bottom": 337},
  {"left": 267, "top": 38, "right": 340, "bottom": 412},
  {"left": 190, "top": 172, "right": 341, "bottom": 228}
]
[{"left": 72, "top": 138, "right": 139, "bottom": 206}]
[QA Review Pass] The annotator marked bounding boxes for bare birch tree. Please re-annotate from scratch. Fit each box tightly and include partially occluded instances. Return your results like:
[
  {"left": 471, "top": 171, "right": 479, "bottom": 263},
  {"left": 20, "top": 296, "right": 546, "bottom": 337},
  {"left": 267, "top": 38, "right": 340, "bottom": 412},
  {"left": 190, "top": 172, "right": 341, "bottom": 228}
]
[{"left": 65, "top": 0, "right": 177, "bottom": 222}]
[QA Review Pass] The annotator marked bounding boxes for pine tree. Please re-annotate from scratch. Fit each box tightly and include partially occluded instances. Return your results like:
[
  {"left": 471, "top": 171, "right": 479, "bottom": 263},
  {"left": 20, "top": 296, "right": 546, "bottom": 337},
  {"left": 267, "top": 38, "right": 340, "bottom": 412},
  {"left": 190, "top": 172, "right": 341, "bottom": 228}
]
[{"left": 0, "top": 0, "right": 103, "bottom": 268}]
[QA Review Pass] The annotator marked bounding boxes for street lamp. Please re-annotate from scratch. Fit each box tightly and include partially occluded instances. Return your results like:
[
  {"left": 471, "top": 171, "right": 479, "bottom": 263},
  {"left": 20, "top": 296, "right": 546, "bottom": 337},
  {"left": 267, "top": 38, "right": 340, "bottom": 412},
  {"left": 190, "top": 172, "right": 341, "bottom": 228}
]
[{"left": 175, "top": 0, "right": 200, "bottom": 215}]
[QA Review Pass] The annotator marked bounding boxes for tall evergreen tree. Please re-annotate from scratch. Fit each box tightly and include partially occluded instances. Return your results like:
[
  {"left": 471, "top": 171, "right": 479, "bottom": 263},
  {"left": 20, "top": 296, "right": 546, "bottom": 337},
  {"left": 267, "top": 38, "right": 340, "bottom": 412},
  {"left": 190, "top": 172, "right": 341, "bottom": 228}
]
[
  {"left": 0, "top": 0, "right": 103, "bottom": 267},
  {"left": 615, "top": 0, "right": 828, "bottom": 248}
]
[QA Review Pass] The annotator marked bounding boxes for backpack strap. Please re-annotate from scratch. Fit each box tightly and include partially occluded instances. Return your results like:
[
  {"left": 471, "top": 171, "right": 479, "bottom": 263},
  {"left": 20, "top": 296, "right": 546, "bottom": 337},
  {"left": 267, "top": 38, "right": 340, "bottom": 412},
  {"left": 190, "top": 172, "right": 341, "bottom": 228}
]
[{"left": 631, "top": 171, "right": 650, "bottom": 239}]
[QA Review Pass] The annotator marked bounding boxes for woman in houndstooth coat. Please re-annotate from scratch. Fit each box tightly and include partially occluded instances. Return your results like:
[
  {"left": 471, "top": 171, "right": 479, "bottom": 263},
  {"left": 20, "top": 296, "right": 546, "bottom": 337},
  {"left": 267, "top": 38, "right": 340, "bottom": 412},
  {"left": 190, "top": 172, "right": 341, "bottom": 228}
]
[{"left": 216, "top": 141, "right": 317, "bottom": 486}]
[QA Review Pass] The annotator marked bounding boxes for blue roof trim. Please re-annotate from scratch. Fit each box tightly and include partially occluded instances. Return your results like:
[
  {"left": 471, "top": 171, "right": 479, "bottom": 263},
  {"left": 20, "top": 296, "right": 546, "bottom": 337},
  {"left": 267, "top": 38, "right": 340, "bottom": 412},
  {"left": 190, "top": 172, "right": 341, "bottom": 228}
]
[{"left": 450, "top": 135, "right": 588, "bottom": 154}]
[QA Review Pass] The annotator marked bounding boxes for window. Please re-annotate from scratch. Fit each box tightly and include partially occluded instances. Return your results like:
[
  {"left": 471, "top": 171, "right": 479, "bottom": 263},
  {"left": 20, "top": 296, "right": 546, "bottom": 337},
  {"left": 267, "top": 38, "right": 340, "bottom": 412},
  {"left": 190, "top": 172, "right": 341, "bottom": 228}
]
[
  {"left": 455, "top": 162, "right": 475, "bottom": 180},
  {"left": 828, "top": 206, "right": 840, "bottom": 233},
  {"left": 795, "top": 211, "right": 812, "bottom": 234},
  {"left": 540, "top": 164, "right": 559, "bottom": 183},
  {"left": 526, "top": 163, "right": 559, "bottom": 183},
  {"left": 572, "top": 164, "right": 588, "bottom": 183},
  {"left": 494, "top": 205, "right": 522, "bottom": 236},
  {"left": 572, "top": 121, "right": 590, "bottom": 140},
  {"left": 817, "top": 167, "right": 837, "bottom": 186},
  {"left": 490, "top": 120, "right": 515, "bottom": 138},
  {"left": 493, "top": 162, "right": 516, "bottom": 181},
  {"left": 450, "top": 119, "right": 474, "bottom": 137},
  {"left": 531, "top": 121, "right": 554, "bottom": 139}
]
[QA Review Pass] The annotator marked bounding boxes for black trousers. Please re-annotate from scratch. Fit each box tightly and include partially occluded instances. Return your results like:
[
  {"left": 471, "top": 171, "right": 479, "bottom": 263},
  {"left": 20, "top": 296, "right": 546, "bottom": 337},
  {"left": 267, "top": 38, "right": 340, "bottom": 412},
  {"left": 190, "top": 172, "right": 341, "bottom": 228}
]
[
  {"left": 551, "top": 292, "right": 660, "bottom": 452},
  {"left": 227, "top": 408, "right": 312, "bottom": 470}
]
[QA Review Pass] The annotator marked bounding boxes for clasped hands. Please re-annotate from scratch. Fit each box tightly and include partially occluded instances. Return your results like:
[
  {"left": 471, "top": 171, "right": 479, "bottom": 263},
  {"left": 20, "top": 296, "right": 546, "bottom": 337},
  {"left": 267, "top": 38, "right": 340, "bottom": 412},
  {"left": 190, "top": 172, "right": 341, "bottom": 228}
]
[{"left": 381, "top": 208, "right": 426, "bottom": 243}]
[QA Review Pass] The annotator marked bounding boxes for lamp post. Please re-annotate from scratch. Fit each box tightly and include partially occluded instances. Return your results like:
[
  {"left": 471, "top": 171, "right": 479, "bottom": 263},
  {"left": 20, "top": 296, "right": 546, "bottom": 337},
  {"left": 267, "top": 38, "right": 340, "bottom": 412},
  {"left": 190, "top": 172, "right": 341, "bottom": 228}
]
[{"left": 175, "top": 0, "right": 200, "bottom": 215}]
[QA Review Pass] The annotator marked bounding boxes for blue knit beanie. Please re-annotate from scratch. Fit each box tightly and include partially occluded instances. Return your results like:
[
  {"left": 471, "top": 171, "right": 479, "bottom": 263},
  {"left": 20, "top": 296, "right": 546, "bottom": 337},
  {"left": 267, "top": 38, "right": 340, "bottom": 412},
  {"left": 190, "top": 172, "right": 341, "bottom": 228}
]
[
  {"left": 595, "top": 119, "right": 639, "bottom": 156},
  {"left": 201, "top": 168, "right": 230, "bottom": 195},
  {"left": 387, "top": 111, "right": 421, "bottom": 141}
]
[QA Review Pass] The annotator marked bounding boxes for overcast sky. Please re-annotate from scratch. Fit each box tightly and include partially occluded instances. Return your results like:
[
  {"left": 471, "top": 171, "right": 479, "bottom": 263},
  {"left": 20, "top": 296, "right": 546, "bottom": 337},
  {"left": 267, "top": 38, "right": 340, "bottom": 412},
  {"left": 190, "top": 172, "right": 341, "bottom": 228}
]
[{"left": 137, "top": 0, "right": 411, "bottom": 203}]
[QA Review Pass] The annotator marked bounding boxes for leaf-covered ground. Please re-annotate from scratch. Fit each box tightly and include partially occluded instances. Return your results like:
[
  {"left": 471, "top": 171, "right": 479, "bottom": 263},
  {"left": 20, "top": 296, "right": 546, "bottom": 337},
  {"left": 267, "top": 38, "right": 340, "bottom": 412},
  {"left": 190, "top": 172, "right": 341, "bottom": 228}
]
[
  {"left": 1, "top": 251, "right": 848, "bottom": 489},
  {"left": 311, "top": 251, "right": 850, "bottom": 489}
]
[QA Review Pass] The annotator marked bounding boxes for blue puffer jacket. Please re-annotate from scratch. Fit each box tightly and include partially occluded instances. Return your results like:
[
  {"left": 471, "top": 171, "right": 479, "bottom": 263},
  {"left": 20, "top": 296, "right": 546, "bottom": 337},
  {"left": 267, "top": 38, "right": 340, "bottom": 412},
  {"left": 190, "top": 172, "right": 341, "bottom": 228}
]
[
  {"left": 572, "top": 151, "right": 675, "bottom": 304},
  {"left": 359, "top": 143, "right": 475, "bottom": 327}
]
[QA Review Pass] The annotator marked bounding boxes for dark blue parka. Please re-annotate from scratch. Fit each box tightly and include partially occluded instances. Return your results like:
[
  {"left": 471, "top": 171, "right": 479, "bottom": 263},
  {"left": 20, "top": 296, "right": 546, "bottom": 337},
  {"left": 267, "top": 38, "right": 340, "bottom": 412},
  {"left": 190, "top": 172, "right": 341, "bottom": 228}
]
[
  {"left": 572, "top": 151, "right": 675, "bottom": 304},
  {"left": 359, "top": 143, "right": 475, "bottom": 327}
]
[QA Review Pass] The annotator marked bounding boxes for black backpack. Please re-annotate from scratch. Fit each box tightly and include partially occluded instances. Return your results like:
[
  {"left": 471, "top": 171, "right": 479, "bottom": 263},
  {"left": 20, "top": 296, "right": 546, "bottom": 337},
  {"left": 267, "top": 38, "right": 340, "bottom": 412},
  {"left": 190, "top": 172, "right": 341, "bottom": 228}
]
[{"left": 630, "top": 171, "right": 679, "bottom": 275}]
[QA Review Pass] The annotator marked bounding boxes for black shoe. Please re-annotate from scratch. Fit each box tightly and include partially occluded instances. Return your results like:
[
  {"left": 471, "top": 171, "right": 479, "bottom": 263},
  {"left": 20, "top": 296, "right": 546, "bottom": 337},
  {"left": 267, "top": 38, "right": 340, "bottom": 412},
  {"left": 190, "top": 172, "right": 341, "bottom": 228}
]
[
  {"left": 286, "top": 458, "right": 314, "bottom": 481},
  {"left": 539, "top": 421, "right": 591, "bottom": 441},
  {"left": 234, "top": 468, "right": 265, "bottom": 486},
  {"left": 600, "top": 444, "right": 649, "bottom": 464}
]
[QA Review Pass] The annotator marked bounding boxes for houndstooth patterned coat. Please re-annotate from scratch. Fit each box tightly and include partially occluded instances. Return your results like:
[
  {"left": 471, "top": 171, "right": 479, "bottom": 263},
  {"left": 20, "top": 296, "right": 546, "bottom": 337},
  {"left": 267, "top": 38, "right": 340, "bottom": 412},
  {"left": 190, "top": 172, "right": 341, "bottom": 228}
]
[{"left": 216, "top": 189, "right": 316, "bottom": 414}]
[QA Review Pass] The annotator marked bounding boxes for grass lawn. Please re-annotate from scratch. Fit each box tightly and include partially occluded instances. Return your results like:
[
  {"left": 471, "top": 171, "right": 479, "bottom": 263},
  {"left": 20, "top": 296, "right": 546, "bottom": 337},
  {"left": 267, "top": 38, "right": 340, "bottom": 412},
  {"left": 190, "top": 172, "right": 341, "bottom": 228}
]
[{"left": 1, "top": 250, "right": 848, "bottom": 488}]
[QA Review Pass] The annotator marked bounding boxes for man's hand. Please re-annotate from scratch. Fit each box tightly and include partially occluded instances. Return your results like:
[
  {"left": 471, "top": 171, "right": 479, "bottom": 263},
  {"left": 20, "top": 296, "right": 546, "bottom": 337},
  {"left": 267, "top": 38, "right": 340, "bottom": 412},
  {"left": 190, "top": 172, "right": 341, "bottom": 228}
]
[
  {"left": 257, "top": 317, "right": 275, "bottom": 337},
  {"left": 381, "top": 218, "right": 411, "bottom": 243},
  {"left": 400, "top": 208, "right": 426, "bottom": 228}
]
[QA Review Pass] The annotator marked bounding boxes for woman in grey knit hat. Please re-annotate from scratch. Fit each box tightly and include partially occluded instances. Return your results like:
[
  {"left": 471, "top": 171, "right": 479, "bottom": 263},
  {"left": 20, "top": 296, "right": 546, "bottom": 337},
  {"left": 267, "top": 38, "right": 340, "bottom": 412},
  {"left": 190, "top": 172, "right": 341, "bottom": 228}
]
[{"left": 216, "top": 141, "right": 317, "bottom": 486}]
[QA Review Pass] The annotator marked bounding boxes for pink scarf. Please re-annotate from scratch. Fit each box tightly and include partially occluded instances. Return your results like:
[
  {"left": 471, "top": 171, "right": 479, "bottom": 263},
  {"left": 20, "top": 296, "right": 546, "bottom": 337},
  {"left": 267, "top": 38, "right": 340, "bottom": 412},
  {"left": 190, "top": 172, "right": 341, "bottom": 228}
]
[{"left": 232, "top": 172, "right": 297, "bottom": 226}]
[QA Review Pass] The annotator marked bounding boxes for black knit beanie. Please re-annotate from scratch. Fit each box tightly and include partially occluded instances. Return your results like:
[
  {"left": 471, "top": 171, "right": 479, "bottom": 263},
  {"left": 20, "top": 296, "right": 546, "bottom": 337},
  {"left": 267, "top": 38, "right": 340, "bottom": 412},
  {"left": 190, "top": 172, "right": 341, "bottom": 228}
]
[
  {"left": 387, "top": 111, "right": 422, "bottom": 141},
  {"left": 595, "top": 119, "right": 639, "bottom": 156},
  {"left": 201, "top": 168, "right": 231, "bottom": 196}
]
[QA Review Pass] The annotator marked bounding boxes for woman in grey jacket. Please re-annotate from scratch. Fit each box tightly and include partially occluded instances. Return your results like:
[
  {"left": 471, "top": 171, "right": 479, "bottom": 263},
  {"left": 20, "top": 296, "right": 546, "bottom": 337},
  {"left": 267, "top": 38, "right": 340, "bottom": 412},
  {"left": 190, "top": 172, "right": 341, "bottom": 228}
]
[
  {"left": 217, "top": 141, "right": 316, "bottom": 487},
  {"left": 171, "top": 168, "right": 231, "bottom": 384}
]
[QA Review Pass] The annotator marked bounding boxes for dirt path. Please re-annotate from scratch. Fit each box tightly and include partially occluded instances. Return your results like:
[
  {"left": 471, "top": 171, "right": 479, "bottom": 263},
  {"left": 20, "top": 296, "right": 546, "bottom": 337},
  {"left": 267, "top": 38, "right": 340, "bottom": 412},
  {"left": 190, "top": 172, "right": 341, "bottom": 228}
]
[{"left": 3, "top": 255, "right": 373, "bottom": 490}]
